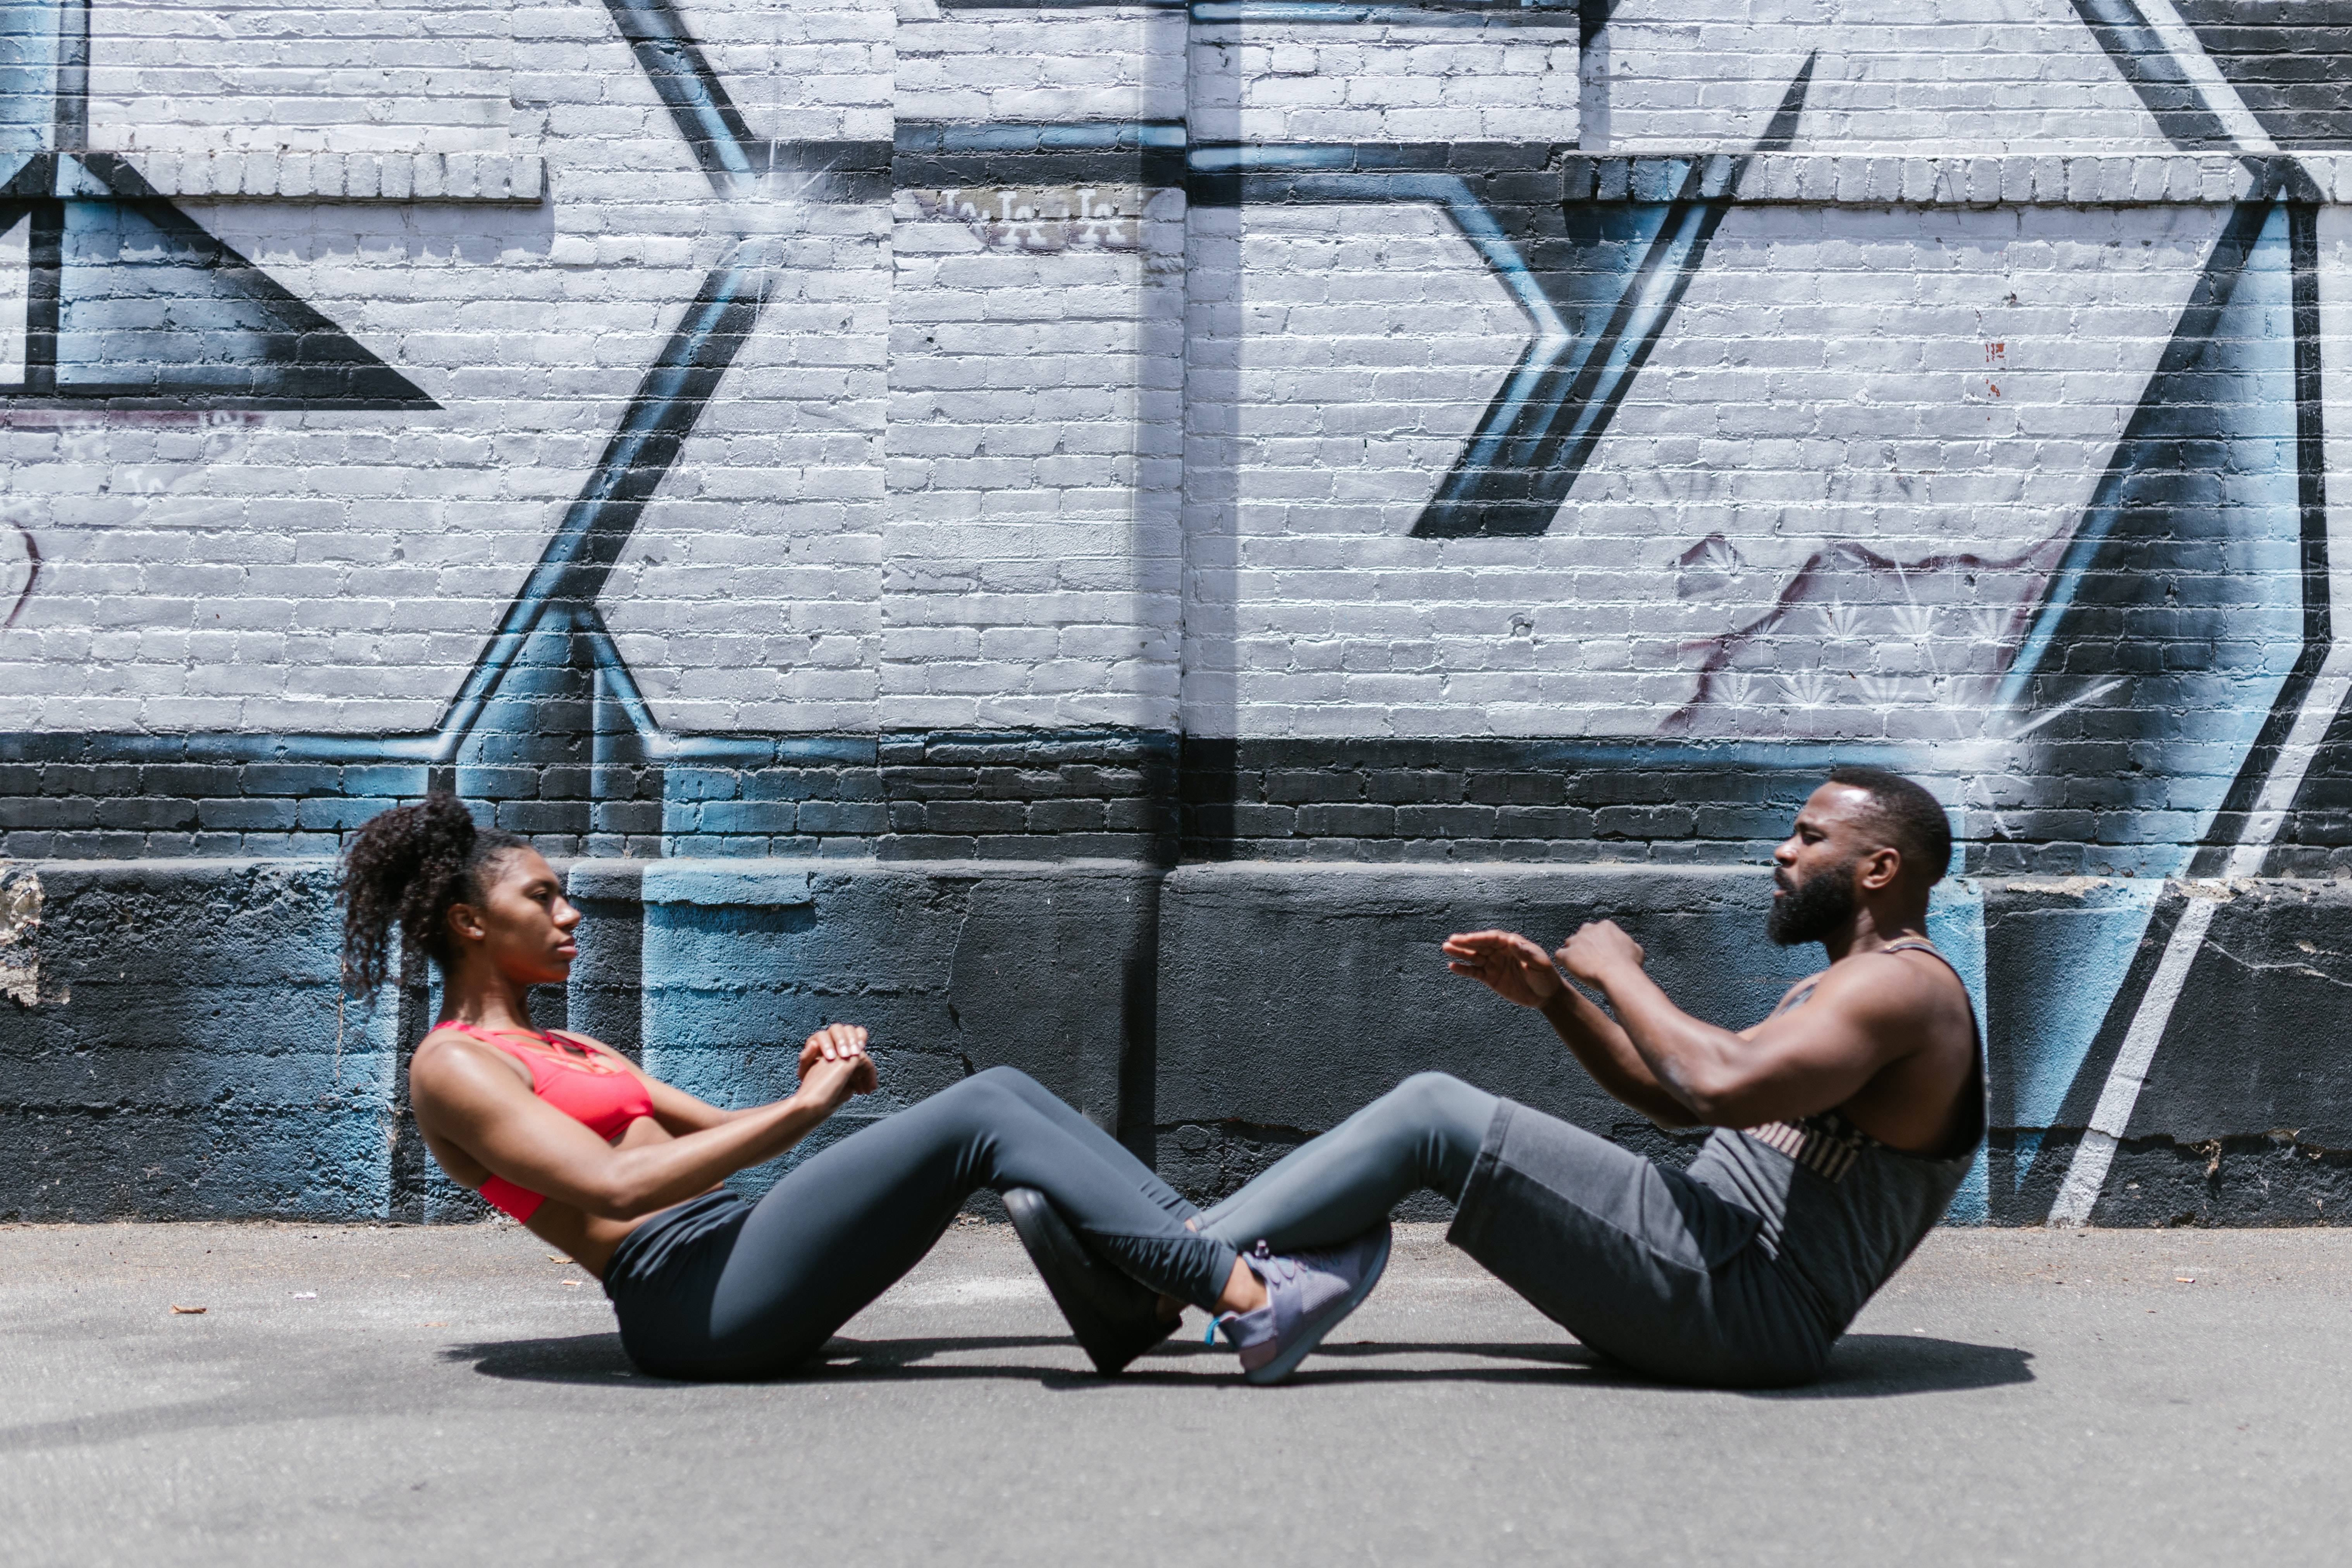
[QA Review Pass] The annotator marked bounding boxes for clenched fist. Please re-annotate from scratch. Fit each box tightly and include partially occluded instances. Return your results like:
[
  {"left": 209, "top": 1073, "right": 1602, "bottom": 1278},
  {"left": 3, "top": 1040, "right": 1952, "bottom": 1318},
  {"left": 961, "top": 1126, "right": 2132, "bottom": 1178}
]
[
  {"left": 1558, "top": 921, "right": 1645, "bottom": 985},
  {"left": 798, "top": 1022, "right": 877, "bottom": 1103}
]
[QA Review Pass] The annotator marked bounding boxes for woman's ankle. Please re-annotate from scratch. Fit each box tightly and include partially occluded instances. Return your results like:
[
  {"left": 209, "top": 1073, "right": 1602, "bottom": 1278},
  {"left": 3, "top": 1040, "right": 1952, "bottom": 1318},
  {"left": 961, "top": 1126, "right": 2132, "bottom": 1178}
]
[{"left": 1214, "top": 1255, "right": 1268, "bottom": 1315}]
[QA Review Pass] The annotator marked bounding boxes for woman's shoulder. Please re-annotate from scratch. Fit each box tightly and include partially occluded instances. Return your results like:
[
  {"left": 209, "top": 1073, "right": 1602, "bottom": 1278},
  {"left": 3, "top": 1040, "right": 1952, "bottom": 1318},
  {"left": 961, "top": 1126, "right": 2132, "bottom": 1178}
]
[
  {"left": 416, "top": 1021, "right": 502, "bottom": 1053},
  {"left": 410, "top": 1025, "right": 529, "bottom": 1085}
]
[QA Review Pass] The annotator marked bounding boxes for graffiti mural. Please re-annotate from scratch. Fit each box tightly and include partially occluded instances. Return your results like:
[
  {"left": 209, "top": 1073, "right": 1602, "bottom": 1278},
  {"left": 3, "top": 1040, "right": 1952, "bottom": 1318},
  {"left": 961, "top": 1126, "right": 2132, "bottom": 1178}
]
[
  {"left": 0, "top": 2, "right": 430, "bottom": 405},
  {"left": 3, "top": 0, "right": 2352, "bottom": 1222}
]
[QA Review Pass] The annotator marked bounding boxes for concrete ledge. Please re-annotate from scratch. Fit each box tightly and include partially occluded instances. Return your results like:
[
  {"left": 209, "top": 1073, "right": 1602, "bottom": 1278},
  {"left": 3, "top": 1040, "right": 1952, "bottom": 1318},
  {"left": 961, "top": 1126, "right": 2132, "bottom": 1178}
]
[
  {"left": 1152, "top": 862, "right": 1838, "bottom": 1210},
  {"left": 10, "top": 856, "right": 2352, "bottom": 1224},
  {"left": 67, "top": 150, "right": 2352, "bottom": 208},
  {"left": 118, "top": 151, "right": 547, "bottom": 202},
  {"left": 638, "top": 862, "right": 813, "bottom": 907},
  {"left": 0, "top": 856, "right": 1164, "bottom": 1219},
  {"left": 1571, "top": 151, "right": 2341, "bottom": 206}
]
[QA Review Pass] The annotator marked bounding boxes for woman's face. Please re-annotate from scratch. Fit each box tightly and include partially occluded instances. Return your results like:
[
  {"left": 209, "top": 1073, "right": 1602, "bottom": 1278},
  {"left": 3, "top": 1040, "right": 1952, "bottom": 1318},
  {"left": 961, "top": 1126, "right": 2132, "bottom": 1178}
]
[{"left": 449, "top": 848, "right": 581, "bottom": 986}]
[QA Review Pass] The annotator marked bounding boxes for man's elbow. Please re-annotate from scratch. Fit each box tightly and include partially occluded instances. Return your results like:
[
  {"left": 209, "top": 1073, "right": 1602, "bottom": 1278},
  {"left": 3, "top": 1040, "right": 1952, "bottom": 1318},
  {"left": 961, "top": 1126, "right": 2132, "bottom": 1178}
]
[
  {"left": 1638, "top": 1090, "right": 1703, "bottom": 1130},
  {"left": 1674, "top": 1067, "right": 1760, "bottom": 1127}
]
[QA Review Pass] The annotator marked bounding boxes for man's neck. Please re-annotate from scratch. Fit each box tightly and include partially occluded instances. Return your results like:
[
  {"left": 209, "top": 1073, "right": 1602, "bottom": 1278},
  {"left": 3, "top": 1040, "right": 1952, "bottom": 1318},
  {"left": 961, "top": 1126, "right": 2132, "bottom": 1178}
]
[{"left": 1817, "top": 905, "right": 1931, "bottom": 965}]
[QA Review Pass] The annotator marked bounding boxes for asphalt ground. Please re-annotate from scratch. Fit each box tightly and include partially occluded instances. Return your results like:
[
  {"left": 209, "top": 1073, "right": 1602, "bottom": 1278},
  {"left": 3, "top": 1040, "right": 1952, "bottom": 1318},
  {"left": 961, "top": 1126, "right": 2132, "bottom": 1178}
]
[{"left": 3, "top": 1220, "right": 2347, "bottom": 1566}]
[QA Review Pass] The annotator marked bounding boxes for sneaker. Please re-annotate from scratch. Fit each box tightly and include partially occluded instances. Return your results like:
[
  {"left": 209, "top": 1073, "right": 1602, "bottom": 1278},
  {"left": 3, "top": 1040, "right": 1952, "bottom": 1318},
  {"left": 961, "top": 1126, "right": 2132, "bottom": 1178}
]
[
  {"left": 1002, "top": 1186, "right": 1178, "bottom": 1376},
  {"left": 1217, "top": 1224, "right": 1392, "bottom": 1385}
]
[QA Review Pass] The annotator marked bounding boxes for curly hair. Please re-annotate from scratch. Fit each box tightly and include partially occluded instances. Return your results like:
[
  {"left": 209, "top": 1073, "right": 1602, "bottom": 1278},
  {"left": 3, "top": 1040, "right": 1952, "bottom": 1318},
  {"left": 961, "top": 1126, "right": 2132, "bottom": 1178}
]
[{"left": 339, "top": 794, "right": 527, "bottom": 995}]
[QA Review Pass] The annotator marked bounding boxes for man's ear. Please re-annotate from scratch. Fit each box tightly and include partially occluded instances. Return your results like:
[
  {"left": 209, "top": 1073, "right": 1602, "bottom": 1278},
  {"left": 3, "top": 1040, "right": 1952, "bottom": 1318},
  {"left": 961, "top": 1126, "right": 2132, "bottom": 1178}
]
[{"left": 1857, "top": 845, "right": 1903, "bottom": 893}]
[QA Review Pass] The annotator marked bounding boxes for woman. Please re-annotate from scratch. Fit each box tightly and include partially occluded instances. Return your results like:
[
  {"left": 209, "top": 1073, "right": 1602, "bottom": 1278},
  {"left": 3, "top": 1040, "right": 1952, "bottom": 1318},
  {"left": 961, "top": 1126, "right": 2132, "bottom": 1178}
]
[{"left": 341, "top": 795, "right": 1388, "bottom": 1382}]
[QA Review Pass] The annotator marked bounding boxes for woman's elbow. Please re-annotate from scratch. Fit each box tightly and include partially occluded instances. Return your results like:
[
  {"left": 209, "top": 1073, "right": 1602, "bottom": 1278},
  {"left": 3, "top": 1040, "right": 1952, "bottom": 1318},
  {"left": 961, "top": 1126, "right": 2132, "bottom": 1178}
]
[{"left": 580, "top": 1171, "right": 661, "bottom": 1222}]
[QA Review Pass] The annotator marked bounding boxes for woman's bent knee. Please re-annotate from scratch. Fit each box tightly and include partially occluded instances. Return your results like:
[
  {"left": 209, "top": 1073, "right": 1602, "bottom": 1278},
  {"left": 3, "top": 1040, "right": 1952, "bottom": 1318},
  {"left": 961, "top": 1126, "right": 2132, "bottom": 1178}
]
[
  {"left": 902, "top": 1069, "right": 1031, "bottom": 1141},
  {"left": 965, "top": 1064, "right": 1043, "bottom": 1096}
]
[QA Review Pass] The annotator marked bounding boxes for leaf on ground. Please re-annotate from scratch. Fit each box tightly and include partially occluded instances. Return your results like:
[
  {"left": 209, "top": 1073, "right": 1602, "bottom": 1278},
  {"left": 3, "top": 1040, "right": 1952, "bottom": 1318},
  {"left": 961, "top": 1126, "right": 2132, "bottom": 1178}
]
[{"left": 170, "top": 1305, "right": 206, "bottom": 1315}]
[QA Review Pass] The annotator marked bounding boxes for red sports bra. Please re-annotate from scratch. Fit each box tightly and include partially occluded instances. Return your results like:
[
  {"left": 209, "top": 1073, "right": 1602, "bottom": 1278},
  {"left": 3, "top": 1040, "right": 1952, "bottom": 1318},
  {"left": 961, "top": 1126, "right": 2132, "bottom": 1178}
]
[{"left": 435, "top": 1021, "right": 655, "bottom": 1222}]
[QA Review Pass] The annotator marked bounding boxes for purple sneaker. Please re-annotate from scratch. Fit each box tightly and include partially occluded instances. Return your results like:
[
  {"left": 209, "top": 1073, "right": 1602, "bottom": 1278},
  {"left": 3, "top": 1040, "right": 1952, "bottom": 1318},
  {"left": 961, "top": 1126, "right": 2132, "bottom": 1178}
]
[{"left": 1216, "top": 1225, "right": 1392, "bottom": 1385}]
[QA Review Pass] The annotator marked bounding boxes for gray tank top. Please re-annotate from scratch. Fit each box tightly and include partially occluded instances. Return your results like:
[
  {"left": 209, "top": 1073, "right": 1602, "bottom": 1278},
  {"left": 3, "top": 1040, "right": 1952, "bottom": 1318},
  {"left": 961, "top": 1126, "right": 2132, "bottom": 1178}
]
[{"left": 1681, "top": 938, "right": 1987, "bottom": 1332}]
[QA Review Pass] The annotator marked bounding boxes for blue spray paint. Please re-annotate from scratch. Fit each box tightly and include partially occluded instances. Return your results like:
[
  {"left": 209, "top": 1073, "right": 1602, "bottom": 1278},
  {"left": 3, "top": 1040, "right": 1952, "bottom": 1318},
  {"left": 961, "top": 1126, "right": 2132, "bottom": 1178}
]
[
  {"left": 0, "top": 0, "right": 431, "bottom": 405},
  {"left": 1924, "top": 881, "right": 1992, "bottom": 1222},
  {"left": 1996, "top": 199, "right": 2306, "bottom": 881},
  {"left": 1413, "top": 57, "right": 1817, "bottom": 537}
]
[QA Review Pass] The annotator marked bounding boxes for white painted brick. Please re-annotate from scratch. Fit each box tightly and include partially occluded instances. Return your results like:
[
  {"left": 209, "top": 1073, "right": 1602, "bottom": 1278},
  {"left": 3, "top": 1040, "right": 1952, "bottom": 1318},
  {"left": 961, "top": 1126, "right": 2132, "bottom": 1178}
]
[
  {"left": 6, "top": 0, "right": 2349, "bottom": 759},
  {"left": 89, "top": 0, "right": 515, "bottom": 157}
]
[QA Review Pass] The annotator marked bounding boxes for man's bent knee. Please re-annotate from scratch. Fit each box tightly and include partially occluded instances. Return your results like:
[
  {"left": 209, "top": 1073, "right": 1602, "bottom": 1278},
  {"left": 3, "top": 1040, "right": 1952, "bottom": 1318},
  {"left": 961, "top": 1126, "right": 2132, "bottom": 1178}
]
[
  {"left": 1388, "top": 1071, "right": 1488, "bottom": 1129},
  {"left": 1393, "top": 1070, "right": 1470, "bottom": 1102}
]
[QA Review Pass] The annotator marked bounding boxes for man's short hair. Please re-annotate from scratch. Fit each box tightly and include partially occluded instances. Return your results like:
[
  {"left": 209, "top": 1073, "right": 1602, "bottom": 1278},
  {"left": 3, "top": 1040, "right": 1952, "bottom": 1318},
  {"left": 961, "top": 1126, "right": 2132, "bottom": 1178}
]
[{"left": 1824, "top": 766, "right": 1951, "bottom": 886}]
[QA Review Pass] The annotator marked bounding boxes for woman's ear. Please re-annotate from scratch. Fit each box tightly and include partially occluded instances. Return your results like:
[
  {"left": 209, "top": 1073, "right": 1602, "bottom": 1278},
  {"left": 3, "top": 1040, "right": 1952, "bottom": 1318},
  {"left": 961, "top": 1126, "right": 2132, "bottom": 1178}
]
[{"left": 446, "top": 900, "right": 488, "bottom": 946}]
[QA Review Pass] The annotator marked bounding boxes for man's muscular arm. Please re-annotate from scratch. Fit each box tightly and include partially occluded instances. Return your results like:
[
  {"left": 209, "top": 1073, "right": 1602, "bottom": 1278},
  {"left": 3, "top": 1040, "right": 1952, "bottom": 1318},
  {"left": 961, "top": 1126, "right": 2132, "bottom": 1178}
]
[
  {"left": 1558, "top": 921, "right": 1906, "bottom": 1127},
  {"left": 1442, "top": 930, "right": 1700, "bottom": 1128}
]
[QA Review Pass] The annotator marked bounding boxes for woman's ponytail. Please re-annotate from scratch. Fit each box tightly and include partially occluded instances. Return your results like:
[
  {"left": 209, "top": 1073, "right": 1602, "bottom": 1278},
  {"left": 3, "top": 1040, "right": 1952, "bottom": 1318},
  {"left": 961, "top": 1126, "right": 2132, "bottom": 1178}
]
[{"left": 339, "top": 794, "right": 522, "bottom": 995}]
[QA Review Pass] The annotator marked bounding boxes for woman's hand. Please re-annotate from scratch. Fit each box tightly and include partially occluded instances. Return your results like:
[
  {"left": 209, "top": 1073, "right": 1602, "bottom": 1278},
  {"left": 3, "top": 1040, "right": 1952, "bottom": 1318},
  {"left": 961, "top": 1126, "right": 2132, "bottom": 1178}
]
[
  {"left": 800, "top": 1022, "right": 869, "bottom": 1073},
  {"left": 797, "top": 1023, "right": 877, "bottom": 1109},
  {"left": 1442, "top": 930, "right": 1566, "bottom": 1009}
]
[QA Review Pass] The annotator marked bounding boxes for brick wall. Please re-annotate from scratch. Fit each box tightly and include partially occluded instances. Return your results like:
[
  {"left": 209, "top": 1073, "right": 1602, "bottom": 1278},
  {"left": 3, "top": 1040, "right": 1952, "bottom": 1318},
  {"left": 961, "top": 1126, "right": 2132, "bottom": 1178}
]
[
  {"left": 5, "top": 3, "right": 2351, "bottom": 865},
  {"left": 7, "top": 3, "right": 2352, "bottom": 1222}
]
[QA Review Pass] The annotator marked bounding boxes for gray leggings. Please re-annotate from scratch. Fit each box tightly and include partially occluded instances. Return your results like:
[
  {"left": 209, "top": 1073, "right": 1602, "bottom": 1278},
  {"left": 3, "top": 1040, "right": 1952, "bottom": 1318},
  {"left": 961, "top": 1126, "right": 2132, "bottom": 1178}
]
[
  {"left": 1194, "top": 1071, "right": 1497, "bottom": 1251},
  {"left": 603, "top": 1066, "right": 1239, "bottom": 1379}
]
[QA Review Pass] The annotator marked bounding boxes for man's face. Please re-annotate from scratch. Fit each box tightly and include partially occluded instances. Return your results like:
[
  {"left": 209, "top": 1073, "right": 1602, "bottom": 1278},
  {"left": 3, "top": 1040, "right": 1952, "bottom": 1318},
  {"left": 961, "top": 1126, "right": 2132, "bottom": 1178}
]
[{"left": 1766, "top": 783, "right": 1879, "bottom": 947}]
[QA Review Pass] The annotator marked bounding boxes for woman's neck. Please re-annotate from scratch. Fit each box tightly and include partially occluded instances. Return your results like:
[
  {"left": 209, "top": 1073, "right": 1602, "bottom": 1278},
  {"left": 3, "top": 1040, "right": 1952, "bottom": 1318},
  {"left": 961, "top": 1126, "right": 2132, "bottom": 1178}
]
[{"left": 438, "top": 964, "right": 539, "bottom": 1034}]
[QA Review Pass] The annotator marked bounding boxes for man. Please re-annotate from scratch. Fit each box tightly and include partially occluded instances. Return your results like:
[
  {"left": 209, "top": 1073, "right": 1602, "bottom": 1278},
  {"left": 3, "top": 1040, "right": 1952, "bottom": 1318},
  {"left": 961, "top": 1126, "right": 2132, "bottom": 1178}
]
[{"left": 1018, "top": 765, "right": 1983, "bottom": 1386}]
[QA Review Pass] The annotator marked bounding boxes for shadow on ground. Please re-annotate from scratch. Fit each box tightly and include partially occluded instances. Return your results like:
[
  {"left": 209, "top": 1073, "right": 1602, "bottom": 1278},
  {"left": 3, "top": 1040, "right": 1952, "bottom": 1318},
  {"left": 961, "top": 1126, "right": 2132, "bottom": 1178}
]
[{"left": 449, "top": 1331, "right": 2033, "bottom": 1398}]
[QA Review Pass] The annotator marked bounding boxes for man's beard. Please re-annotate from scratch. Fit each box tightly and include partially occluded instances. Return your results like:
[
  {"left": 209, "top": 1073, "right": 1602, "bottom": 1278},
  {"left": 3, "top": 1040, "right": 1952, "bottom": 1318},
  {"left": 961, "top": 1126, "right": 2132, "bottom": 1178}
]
[{"left": 1767, "top": 861, "right": 1858, "bottom": 947}]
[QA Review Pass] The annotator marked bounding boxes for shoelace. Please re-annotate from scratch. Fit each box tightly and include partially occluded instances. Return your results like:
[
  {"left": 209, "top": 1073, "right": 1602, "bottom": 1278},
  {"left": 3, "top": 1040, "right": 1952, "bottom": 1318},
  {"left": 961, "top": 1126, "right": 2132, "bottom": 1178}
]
[
  {"left": 1248, "top": 1239, "right": 1304, "bottom": 1288},
  {"left": 1214, "top": 1241, "right": 1299, "bottom": 1344}
]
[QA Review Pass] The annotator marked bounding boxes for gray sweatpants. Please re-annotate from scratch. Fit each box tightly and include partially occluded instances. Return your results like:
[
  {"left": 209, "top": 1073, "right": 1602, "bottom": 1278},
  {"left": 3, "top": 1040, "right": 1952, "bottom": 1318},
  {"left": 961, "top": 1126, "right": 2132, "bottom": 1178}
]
[{"left": 1196, "top": 1072, "right": 1838, "bottom": 1387}]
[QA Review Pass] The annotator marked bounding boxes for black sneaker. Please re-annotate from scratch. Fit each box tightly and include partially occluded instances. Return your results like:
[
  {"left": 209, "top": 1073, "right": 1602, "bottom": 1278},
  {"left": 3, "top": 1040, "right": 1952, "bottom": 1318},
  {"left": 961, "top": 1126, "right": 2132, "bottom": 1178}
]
[{"left": 1002, "top": 1186, "right": 1178, "bottom": 1376}]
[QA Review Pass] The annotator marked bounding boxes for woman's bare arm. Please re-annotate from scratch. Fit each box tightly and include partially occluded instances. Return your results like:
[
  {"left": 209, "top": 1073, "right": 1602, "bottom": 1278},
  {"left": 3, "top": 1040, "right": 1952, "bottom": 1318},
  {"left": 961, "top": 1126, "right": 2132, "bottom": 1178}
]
[
  {"left": 557, "top": 1023, "right": 874, "bottom": 1136},
  {"left": 411, "top": 1035, "right": 876, "bottom": 1220},
  {"left": 542, "top": 1031, "right": 738, "bottom": 1134}
]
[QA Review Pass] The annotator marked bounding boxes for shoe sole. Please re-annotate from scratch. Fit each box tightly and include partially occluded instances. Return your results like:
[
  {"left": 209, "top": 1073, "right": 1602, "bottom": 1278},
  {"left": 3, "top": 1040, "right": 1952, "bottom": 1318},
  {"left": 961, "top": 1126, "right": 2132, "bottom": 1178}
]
[
  {"left": 1002, "top": 1187, "right": 1175, "bottom": 1377},
  {"left": 1242, "top": 1224, "right": 1393, "bottom": 1386}
]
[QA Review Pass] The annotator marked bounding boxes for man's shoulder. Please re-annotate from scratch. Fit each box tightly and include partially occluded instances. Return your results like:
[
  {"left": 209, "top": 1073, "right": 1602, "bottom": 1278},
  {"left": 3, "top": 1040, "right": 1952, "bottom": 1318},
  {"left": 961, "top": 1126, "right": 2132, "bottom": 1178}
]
[{"left": 1820, "top": 942, "right": 1971, "bottom": 1025}]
